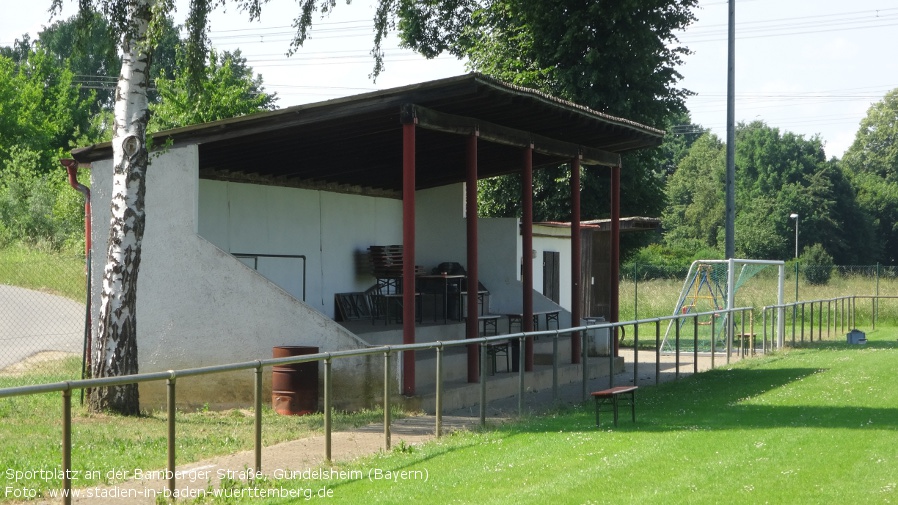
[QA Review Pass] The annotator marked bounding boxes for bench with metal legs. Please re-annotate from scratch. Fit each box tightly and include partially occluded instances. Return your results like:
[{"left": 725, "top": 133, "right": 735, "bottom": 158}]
[{"left": 591, "top": 386, "right": 638, "bottom": 427}]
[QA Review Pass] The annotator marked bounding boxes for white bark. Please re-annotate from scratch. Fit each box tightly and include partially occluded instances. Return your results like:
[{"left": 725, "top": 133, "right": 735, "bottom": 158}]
[{"left": 91, "top": 1, "right": 154, "bottom": 415}]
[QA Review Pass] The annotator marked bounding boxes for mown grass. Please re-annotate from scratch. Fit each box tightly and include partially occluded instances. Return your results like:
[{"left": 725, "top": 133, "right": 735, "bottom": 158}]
[
  {"left": 0, "top": 357, "right": 404, "bottom": 501},
  {"left": 204, "top": 332, "right": 898, "bottom": 504},
  {"left": 0, "top": 244, "right": 86, "bottom": 301}
]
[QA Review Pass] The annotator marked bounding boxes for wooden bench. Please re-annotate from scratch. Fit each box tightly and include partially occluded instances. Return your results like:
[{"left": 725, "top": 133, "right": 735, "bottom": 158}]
[{"left": 591, "top": 386, "right": 638, "bottom": 427}]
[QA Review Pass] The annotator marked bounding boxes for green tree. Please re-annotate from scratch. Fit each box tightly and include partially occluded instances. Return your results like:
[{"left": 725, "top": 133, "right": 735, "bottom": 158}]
[
  {"left": 802, "top": 243, "right": 834, "bottom": 285},
  {"left": 148, "top": 49, "right": 276, "bottom": 132},
  {"left": 662, "top": 122, "right": 873, "bottom": 264},
  {"left": 842, "top": 88, "right": 898, "bottom": 264},
  {"left": 397, "top": 0, "right": 698, "bottom": 252},
  {"left": 663, "top": 133, "right": 726, "bottom": 251},
  {"left": 0, "top": 47, "right": 95, "bottom": 172}
]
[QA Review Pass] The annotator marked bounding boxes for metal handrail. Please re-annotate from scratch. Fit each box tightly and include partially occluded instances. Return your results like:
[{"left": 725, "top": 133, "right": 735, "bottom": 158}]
[{"left": 0, "top": 305, "right": 774, "bottom": 504}]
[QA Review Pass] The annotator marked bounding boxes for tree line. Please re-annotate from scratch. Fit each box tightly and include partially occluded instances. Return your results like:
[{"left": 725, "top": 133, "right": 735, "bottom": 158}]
[
  {"left": 3, "top": 2, "right": 897, "bottom": 269},
  {"left": 0, "top": 11, "right": 275, "bottom": 253}
]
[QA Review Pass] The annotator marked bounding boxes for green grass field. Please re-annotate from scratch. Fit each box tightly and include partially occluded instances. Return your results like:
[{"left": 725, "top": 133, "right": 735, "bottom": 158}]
[
  {"left": 195, "top": 333, "right": 898, "bottom": 504},
  {"left": 0, "top": 357, "right": 402, "bottom": 501},
  {"left": 0, "top": 244, "right": 86, "bottom": 301}
]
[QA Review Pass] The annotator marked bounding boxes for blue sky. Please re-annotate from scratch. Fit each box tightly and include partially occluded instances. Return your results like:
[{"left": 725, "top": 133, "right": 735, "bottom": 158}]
[{"left": 3, "top": 0, "right": 897, "bottom": 158}]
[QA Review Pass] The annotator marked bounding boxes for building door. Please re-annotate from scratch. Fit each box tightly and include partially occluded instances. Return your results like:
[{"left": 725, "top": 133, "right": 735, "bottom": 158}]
[{"left": 543, "top": 251, "right": 560, "bottom": 304}]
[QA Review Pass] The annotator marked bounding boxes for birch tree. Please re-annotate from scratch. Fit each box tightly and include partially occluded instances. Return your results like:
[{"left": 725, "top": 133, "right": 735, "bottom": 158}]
[{"left": 52, "top": 0, "right": 399, "bottom": 415}]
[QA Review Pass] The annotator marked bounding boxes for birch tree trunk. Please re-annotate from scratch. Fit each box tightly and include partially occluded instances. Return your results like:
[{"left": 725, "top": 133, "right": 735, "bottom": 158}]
[{"left": 89, "top": 1, "right": 153, "bottom": 415}]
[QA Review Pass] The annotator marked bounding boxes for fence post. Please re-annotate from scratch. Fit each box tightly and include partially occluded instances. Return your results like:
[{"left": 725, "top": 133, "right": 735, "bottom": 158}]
[
  {"left": 552, "top": 331, "right": 559, "bottom": 403},
  {"left": 875, "top": 263, "right": 880, "bottom": 329},
  {"left": 520, "top": 335, "right": 527, "bottom": 409},
  {"left": 675, "top": 316, "right": 681, "bottom": 380},
  {"left": 383, "top": 350, "right": 391, "bottom": 451},
  {"left": 693, "top": 315, "right": 699, "bottom": 374},
  {"left": 480, "top": 343, "right": 487, "bottom": 426},
  {"left": 608, "top": 326, "right": 615, "bottom": 389},
  {"left": 581, "top": 331, "right": 587, "bottom": 402},
  {"left": 435, "top": 345, "right": 443, "bottom": 437},
  {"left": 62, "top": 387, "right": 72, "bottom": 505},
  {"left": 254, "top": 364, "right": 262, "bottom": 473},
  {"left": 324, "top": 358, "right": 332, "bottom": 462},
  {"left": 167, "top": 376, "right": 176, "bottom": 496},
  {"left": 633, "top": 323, "right": 639, "bottom": 386},
  {"left": 710, "top": 313, "right": 716, "bottom": 369},
  {"left": 810, "top": 302, "right": 814, "bottom": 342},
  {"left": 655, "top": 320, "right": 661, "bottom": 386}
]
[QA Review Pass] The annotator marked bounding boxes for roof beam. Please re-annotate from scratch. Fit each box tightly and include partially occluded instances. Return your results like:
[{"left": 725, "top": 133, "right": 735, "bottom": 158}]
[{"left": 401, "top": 103, "right": 621, "bottom": 167}]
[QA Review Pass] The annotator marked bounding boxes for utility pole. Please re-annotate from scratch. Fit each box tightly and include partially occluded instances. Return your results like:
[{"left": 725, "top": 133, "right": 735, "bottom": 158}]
[{"left": 725, "top": 0, "right": 736, "bottom": 259}]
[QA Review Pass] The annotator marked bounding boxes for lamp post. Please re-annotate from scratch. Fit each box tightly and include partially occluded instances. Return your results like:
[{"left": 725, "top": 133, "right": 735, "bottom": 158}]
[{"left": 790, "top": 213, "right": 799, "bottom": 303}]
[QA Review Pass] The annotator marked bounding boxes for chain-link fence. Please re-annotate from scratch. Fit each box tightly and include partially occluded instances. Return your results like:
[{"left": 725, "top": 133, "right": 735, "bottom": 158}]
[
  {"left": 0, "top": 248, "right": 86, "bottom": 385},
  {"left": 621, "top": 262, "right": 898, "bottom": 329}
]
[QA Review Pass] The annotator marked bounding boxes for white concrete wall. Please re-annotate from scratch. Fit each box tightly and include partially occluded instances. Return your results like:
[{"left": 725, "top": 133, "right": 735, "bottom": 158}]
[
  {"left": 197, "top": 180, "right": 403, "bottom": 318},
  {"left": 89, "top": 146, "right": 384, "bottom": 409},
  {"left": 532, "top": 229, "right": 574, "bottom": 312},
  {"left": 414, "top": 184, "right": 466, "bottom": 268}
]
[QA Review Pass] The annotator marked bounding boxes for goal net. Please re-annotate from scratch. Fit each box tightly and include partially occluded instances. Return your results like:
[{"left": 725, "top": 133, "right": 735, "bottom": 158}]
[{"left": 661, "top": 259, "right": 785, "bottom": 353}]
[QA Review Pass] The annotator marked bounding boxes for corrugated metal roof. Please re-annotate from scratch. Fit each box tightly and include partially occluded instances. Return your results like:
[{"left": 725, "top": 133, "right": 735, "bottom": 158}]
[{"left": 73, "top": 73, "right": 663, "bottom": 195}]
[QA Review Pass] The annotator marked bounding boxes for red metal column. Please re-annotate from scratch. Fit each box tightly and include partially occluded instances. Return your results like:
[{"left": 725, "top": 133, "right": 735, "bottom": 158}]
[
  {"left": 611, "top": 164, "right": 621, "bottom": 357},
  {"left": 522, "top": 145, "right": 534, "bottom": 371},
  {"left": 570, "top": 158, "right": 582, "bottom": 364},
  {"left": 466, "top": 133, "right": 480, "bottom": 383},
  {"left": 402, "top": 120, "right": 417, "bottom": 396}
]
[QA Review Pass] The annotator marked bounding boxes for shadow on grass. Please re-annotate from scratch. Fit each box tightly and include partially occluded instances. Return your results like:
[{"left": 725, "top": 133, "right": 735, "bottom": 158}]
[{"left": 496, "top": 366, "right": 898, "bottom": 434}]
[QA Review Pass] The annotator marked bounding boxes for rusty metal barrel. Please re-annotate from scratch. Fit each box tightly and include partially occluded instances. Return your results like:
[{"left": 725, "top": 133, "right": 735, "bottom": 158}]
[{"left": 272, "top": 346, "right": 319, "bottom": 415}]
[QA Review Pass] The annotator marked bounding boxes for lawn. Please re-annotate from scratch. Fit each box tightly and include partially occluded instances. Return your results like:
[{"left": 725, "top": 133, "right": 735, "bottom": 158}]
[
  {"left": 0, "top": 244, "right": 86, "bottom": 301},
  {"left": 202, "top": 333, "right": 898, "bottom": 504},
  {"left": 0, "top": 356, "right": 400, "bottom": 501}
]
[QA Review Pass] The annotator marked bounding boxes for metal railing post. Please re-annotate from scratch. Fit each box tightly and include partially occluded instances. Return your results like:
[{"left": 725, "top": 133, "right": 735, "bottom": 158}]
[
  {"left": 633, "top": 323, "right": 639, "bottom": 386},
  {"left": 675, "top": 317, "right": 681, "bottom": 380},
  {"left": 383, "top": 350, "right": 391, "bottom": 451},
  {"left": 710, "top": 313, "right": 716, "bottom": 369},
  {"left": 324, "top": 358, "right": 332, "bottom": 462},
  {"left": 520, "top": 336, "right": 527, "bottom": 409},
  {"left": 655, "top": 319, "right": 661, "bottom": 386},
  {"left": 254, "top": 364, "right": 262, "bottom": 473},
  {"left": 167, "top": 376, "right": 176, "bottom": 496},
  {"left": 693, "top": 315, "right": 698, "bottom": 375},
  {"left": 62, "top": 387, "right": 72, "bottom": 505},
  {"left": 435, "top": 345, "right": 443, "bottom": 437},
  {"left": 480, "top": 343, "right": 487, "bottom": 426},
  {"left": 810, "top": 302, "right": 814, "bottom": 342},
  {"left": 801, "top": 303, "right": 805, "bottom": 342},
  {"left": 552, "top": 331, "right": 559, "bottom": 403},
  {"left": 762, "top": 308, "right": 767, "bottom": 353},
  {"left": 608, "top": 326, "right": 615, "bottom": 389},
  {"left": 581, "top": 331, "right": 588, "bottom": 402}
]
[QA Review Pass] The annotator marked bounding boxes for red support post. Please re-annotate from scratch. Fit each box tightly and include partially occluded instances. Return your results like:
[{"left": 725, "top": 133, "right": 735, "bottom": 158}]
[
  {"left": 611, "top": 164, "right": 621, "bottom": 356},
  {"left": 570, "top": 157, "right": 582, "bottom": 364},
  {"left": 466, "top": 133, "right": 480, "bottom": 383},
  {"left": 522, "top": 145, "right": 534, "bottom": 371},
  {"left": 402, "top": 119, "right": 417, "bottom": 396}
]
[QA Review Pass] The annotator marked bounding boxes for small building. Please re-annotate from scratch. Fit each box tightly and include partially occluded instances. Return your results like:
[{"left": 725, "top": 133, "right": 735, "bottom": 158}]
[{"left": 72, "top": 73, "right": 663, "bottom": 409}]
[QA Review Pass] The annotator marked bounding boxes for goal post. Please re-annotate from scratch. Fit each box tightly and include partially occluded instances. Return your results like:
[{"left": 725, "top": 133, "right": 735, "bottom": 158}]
[{"left": 661, "top": 259, "right": 785, "bottom": 353}]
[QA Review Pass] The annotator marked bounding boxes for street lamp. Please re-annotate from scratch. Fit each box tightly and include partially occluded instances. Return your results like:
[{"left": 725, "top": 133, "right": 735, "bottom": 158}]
[{"left": 789, "top": 213, "right": 799, "bottom": 258}]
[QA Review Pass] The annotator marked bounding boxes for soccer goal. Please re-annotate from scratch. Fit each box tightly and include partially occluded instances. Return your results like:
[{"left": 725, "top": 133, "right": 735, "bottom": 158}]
[{"left": 660, "top": 259, "right": 786, "bottom": 354}]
